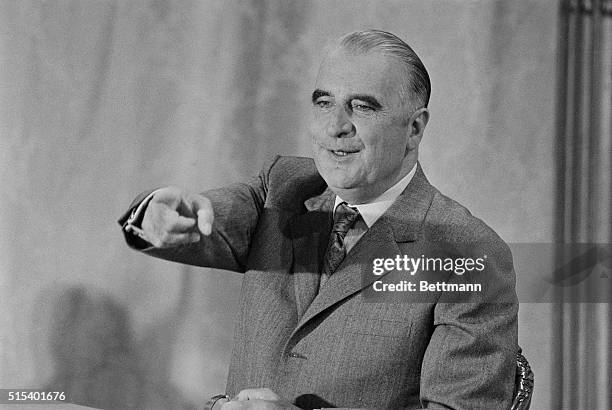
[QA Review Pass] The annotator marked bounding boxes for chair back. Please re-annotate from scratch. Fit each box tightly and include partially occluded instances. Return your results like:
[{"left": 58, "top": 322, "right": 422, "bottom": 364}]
[{"left": 510, "top": 349, "right": 534, "bottom": 410}]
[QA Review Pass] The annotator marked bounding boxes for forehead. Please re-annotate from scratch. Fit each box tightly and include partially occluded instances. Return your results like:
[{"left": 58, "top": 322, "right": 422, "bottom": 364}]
[{"left": 315, "top": 48, "right": 405, "bottom": 102}]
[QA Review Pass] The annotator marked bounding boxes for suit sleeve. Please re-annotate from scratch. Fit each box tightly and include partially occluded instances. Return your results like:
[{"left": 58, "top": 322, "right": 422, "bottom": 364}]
[
  {"left": 117, "top": 156, "right": 280, "bottom": 272},
  {"left": 419, "top": 239, "right": 519, "bottom": 409}
]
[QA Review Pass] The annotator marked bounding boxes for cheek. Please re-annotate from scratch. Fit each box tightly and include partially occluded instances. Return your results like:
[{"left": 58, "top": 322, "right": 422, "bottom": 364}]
[
  {"left": 309, "top": 111, "right": 329, "bottom": 135},
  {"left": 362, "top": 130, "right": 406, "bottom": 171},
  {"left": 310, "top": 134, "right": 318, "bottom": 150}
]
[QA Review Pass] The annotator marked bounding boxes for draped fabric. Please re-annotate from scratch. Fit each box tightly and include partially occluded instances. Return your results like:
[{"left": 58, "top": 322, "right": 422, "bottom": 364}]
[
  {"left": 1, "top": 1, "right": 562, "bottom": 408},
  {"left": 554, "top": 1, "right": 612, "bottom": 408}
]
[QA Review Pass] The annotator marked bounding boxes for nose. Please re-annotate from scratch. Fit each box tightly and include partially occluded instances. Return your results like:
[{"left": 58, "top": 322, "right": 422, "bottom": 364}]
[{"left": 326, "top": 106, "right": 355, "bottom": 139}]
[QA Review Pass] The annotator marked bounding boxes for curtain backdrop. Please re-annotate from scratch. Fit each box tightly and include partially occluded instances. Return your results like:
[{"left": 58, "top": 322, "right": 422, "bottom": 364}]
[
  {"left": 554, "top": 1, "right": 611, "bottom": 409},
  {"left": 2, "top": 1, "right": 561, "bottom": 408}
]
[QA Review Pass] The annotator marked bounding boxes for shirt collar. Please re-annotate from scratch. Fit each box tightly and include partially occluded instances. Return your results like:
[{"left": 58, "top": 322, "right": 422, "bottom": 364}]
[{"left": 333, "top": 163, "right": 417, "bottom": 228}]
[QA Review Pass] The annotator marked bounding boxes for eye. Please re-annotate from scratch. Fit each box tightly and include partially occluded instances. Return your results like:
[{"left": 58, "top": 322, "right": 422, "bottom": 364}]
[
  {"left": 315, "top": 99, "right": 333, "bottom": 109},
  {"left": 351, "top": 102, "right": 374, "bottom": 112}
]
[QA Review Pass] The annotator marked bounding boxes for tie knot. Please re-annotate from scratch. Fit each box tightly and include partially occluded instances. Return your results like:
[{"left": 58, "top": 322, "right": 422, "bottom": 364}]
[{"left": 332, "top": 202, "right": 360, "bottom": 234}]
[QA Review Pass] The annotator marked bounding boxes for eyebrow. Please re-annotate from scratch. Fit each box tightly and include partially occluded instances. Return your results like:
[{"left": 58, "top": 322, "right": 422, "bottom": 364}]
[
  {"left": 311, "top": 89, "right": 382, "bottom": 110},
  {"left": 311, "top": 89, "right": 330, "bottom": 103}
]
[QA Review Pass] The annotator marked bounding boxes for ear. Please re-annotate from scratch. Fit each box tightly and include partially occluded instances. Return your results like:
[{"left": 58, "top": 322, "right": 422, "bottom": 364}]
[{"left": 405, "top": 107, "right": 429, "bottom": 152}]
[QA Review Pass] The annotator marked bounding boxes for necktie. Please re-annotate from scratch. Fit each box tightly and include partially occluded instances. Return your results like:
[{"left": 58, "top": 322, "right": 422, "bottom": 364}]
[{"left": 320, "top": 203, "right": 360, "bottom": 288}]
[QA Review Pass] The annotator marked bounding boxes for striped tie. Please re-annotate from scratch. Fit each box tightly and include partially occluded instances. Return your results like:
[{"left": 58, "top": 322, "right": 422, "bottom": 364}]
[{"left": 320, "top": 202, "right": 360, "bottom": 288}]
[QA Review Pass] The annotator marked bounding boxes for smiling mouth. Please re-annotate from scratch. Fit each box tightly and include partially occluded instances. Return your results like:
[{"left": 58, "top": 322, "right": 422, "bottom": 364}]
[{"left": 329, "top": 149, "right": 360, "bottom": 157}]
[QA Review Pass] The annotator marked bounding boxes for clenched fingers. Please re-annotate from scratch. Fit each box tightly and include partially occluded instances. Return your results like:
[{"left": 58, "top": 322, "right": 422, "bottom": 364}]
[{"left": 142, "top": 202, "right": 200, "bottom": 248}]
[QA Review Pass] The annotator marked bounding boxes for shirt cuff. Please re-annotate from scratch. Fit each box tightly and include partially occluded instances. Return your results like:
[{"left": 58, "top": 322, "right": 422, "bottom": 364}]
[{"left": 123, "top": 190, "right": 160, "bottom": 241}]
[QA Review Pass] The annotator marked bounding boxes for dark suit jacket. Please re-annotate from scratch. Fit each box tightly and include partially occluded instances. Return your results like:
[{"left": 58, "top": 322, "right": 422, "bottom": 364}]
[{"left": 119, "top": 156, "right": 518, "bottom": 409}]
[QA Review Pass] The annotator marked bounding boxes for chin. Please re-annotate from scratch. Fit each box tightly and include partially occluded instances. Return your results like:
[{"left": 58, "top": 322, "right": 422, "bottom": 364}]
[
  {"left": 320, "top": 169, "right": 360, "bottom": 190},
  {"left": 314, "top": 153, "right": 363, "bottom": 185}
]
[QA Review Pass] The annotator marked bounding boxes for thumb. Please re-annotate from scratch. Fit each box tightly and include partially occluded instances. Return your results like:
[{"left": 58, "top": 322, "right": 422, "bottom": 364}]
[{"left": 189, "top": 193, "right": 214, "bottom": 235}]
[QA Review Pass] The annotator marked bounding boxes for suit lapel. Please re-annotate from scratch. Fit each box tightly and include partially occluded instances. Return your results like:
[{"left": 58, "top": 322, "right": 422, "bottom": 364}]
[
  {"left": 294, "top": 217, "right": 401, "bottom": 331},
  {"left": 289, "top": 189, "right": 334, "bottom": 319},
  {"left": 384, "top": 163, "right": 437, "bottom": 243}
]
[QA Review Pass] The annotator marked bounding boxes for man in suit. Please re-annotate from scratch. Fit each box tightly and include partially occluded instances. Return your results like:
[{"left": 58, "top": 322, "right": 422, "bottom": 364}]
[{"left": 120, "top": 30, "right": 518, "bottom": 409}]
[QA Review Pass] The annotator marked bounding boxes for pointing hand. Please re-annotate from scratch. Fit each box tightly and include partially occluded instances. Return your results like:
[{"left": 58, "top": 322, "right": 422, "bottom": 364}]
[{"left": 141, "top": 186, "right": 214, "bottom": 248}]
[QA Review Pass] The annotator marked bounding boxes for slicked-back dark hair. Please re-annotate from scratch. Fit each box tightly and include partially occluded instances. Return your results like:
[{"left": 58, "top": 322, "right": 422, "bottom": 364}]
[{"left": 337, "top": 30, "right": 431, "bottom": 109}]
